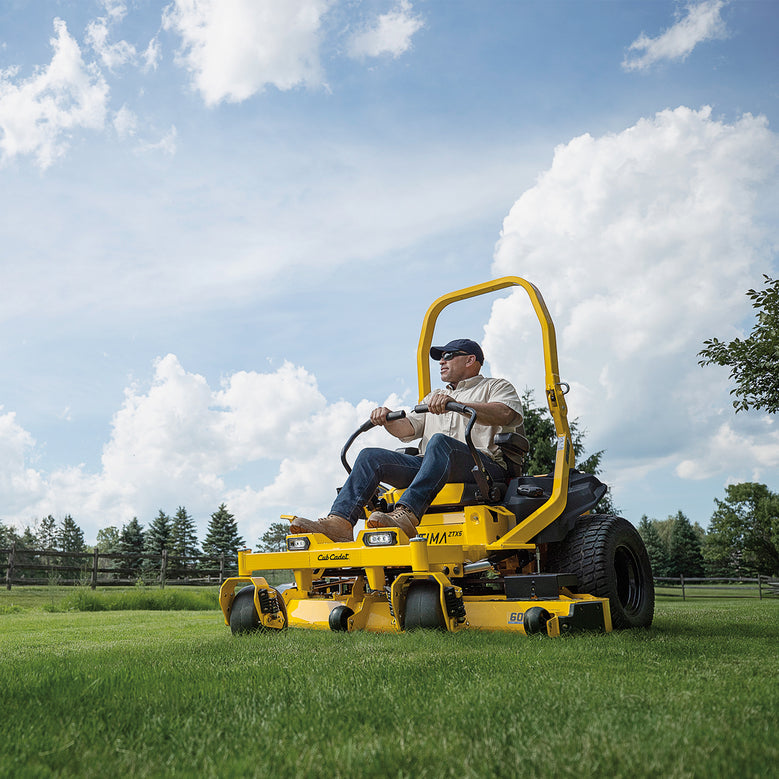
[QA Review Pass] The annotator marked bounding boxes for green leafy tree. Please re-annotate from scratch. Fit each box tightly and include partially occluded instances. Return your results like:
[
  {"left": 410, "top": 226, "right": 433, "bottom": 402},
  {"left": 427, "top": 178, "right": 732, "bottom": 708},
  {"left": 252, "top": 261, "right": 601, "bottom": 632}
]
[
  {"left": 203, "top": 504, "right": 244, "bottom": 570},
  {"left": 96, "top": 526, "right": 120, "bottom": 551},
  {"left": 704, "top": 483, "right": 779, "bottom": 577},
  {"left": 667, "top": 511, "right": 705, "bottom": 578},
  {"left": 58, "top": 514, "right": 85, "bottom": 553},
  {"left": 638, "top": 516, "right": 668, "bottom": 577},
  {"left": 259, "top": 522, "right": 290, "bottom": 553},
  {"left": 699, "top": 275, "right": 779, "bottom": 413},
  {"left": 118, "top": 518, "right": 145, "bottom": 577}
]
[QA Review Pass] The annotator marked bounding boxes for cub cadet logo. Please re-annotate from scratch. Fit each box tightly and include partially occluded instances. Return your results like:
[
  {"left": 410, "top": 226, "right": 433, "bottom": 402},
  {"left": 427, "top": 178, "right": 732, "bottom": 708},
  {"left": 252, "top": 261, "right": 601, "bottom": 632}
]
[
  {"left": 418, "top": 530, "right": 463, "bottom": 545},
  {"left": 317, "top": 552, "right": 350, "bottom": 561},
  {"left": 508, "top": 612, "right": 524, "bottom": 624}
]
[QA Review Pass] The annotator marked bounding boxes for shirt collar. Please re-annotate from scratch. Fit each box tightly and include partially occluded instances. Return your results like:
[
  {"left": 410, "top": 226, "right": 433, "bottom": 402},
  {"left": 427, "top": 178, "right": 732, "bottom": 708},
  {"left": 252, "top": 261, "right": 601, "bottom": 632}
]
[{"left": 446, "top": 374, "right": 484, "bottom": 392}]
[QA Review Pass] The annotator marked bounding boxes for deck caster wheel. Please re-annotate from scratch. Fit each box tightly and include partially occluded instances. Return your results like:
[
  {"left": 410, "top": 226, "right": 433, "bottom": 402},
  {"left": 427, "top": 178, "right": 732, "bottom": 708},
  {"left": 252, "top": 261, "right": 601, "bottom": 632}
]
[
  {"left": 229, "top": 586, "right": 261, "bottom": 635},
  {"left": 329, "top": 605, "right": 354, "bottom": 632},
  {"left": 404, "top": 580, "right": 447, "bottom": 630},
  {"left": 524, "top": 607, "right": 551, "bottom": 636}
]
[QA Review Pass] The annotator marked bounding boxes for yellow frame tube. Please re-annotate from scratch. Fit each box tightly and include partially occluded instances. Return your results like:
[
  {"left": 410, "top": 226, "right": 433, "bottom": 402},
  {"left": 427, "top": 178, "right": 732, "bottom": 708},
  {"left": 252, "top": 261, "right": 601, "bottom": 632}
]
[{"left": 416, "top": 276, "right": 574, "bottom": 546}]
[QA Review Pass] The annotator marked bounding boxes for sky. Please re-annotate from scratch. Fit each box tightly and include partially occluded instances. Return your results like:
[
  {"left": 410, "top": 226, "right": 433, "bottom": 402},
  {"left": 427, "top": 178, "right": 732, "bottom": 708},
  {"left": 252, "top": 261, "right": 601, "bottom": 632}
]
[{"left": 1, "top": 0, "right": 777, "bottom": 547}]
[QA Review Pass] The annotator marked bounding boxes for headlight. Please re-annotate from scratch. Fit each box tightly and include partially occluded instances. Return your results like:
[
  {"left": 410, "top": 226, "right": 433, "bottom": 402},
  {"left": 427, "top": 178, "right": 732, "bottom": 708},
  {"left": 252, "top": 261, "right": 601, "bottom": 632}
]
[
  {"left": 363, "top": 530, "right": 397, "bottom": 547},
  {"left": 286, "top": 536, "right": 310, "bottom": 551}
]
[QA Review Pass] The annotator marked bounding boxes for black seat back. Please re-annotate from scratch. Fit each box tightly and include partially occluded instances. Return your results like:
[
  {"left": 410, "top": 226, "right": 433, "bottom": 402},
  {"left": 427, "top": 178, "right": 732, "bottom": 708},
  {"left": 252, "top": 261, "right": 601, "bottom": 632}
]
[{"left": 493, "top": 431, "right": 530, "bottom": 477}]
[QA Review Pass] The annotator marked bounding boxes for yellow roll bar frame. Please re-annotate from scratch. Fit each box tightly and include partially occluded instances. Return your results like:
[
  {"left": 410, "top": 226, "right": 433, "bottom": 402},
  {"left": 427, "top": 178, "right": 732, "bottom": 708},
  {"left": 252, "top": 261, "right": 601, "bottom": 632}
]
[{"left": 416, "top": 276, "right": 574, "bottom": 546}]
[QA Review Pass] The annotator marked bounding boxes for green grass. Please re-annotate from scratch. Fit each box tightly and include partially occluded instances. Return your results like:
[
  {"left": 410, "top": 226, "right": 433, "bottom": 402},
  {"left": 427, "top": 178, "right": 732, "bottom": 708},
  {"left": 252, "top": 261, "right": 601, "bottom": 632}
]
[
  {"left": 0, "top": 585, "right": 221, "bottom": 612},
  {"left": 0, "top": 599, "right": 777, "bottom": 778}
]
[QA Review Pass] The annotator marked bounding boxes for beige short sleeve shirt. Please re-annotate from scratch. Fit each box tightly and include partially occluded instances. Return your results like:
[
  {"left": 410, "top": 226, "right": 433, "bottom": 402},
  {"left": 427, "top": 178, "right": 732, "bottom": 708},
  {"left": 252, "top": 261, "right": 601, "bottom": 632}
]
[{"left": 400, "top": 375, "right": 524, "bottom": 467}]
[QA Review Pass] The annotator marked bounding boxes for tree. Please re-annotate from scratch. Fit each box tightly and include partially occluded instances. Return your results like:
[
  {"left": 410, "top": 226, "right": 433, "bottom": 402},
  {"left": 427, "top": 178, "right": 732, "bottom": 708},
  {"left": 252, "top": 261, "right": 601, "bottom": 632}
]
[
  {"left": 704, "top": 483, "right": 779, "bottom": 577},
  {"left": 0, "top": 522, "right": 16, "bottom": 548},
  {"left": 203, "top": 504, "right": 245, "bottom": 569},
  {"left": 170, "top": 506, "right": 200, "bottom": 573},
  {"left": 58, "top": 515, "right": 85, "bottom": 553},
  {"left": 521, "top": 389, "right": 616, "bottom": 513},
  {"left": 96, "top": 526, "right": 120, "bottom": 551},
  {"left": 259, "top": 522, "right": 290, "bottom": 553},
  {"left": 667, "top": 511, "right": 705, "bottom": 578},
  {"left": 118, "top": 518, "right": 145, "bottom": 577},
  {"left": 144, "top": 510, "right": 172, "bottom": 557},
  {"left": 37, "top": 515, "right": 58, "bottom": 550},
  {"left": 638, "top": 515, "right": 668, "bottom": 577},
  {"left": 699, "top": 275, "right": 779, "bottom": 413}
]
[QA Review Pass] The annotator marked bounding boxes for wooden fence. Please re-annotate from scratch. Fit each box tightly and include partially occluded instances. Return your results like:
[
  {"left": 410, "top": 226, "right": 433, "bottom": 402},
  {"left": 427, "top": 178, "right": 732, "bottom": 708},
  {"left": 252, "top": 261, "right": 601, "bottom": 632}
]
[
  {"left": 2, "top": 544, "right": 233, "bottom": 589},
  {"left": 654, "top": 575, "right": 779, "bottom": 600}
]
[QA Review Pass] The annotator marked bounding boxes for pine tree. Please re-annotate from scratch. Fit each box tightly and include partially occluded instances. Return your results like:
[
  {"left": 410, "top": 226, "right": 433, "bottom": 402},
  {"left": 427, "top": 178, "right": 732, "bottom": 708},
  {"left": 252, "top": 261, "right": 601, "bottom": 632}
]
[
  {"left": 37, "top": 515, "right": 58, "bottom": 550},
  {"left": 667, "top": 511, "right": 705, "bottom": 578},
  {"left": 118, "top": 518, "right": 145, "bottom": 577},
  {"left": 638, "top": 516, "right": 668, "bottom": 577},
  {"left": 144, "top": 510, "right": 172, "bottom": 556},
  {"left": 203, "top": 504, "right": 245, "bottom": 570},
  {"left": 259, "top": 522, "right": 290, "bottom": 553},
  {"left": 58, "top": 515, "right": 85, "bottom": 553},
  {"left": 170, "top": 506, "right": 200, "bottom": 572},
  {"left": 521, "top": 388, "right": 616, "bottom": 513}
]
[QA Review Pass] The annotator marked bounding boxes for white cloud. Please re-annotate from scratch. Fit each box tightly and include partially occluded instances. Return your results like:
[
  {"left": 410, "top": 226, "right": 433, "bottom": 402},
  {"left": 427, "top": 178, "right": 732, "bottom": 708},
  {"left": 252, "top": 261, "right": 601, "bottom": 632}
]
[
  {"left": 163, "top": 0, "right": 331, "bottom": 105},
  {"left": 113, "top": 104, "right": 138, "bottom": 137},
  {"left": 142, "top": 37, "right": 162, "bottom": 72},
  {"left": 85, "top": 16, "right": 137, "bottom": 70},
  {"left": 137, "top": 124, "right": 178, "bottom": 155},
  {"left": 0, "top": 355, "right": 404, "bottom": 544},
  {"left": 348, "top": 0, "right": 424, "bottom": 60},
  {"left": 488, "top": 106, "right": 779, "bottom": 503},
  {"left": 0, "top": 18, "right": 108, "bottom": 168},
  {"left": 623, "top": 0, "right": 729, "bottom": 72}
]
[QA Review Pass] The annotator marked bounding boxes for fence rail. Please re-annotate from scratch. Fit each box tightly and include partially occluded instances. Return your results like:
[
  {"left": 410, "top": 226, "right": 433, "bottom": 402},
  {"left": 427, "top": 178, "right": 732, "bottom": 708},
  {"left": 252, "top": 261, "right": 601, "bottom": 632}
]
[
  {"left": 654, "top": 575, "right": 779, "bottom": 600},
  {"left": 2, "top": 544, "right": 234, "bottom": 589}
]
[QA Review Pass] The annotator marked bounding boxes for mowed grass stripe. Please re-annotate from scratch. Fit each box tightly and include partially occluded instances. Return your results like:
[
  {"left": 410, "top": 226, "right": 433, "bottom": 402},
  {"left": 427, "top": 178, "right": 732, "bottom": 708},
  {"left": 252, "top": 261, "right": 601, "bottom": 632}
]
[{"left": 0, "top": 600, "right": 777, "bottom": 778}]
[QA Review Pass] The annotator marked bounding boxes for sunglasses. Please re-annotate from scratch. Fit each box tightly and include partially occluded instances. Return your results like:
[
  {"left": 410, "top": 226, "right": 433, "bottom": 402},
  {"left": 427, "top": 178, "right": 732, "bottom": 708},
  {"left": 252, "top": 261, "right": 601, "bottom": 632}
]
[{"left": 439, "top": 350, "right": 470, "bottom": 361}]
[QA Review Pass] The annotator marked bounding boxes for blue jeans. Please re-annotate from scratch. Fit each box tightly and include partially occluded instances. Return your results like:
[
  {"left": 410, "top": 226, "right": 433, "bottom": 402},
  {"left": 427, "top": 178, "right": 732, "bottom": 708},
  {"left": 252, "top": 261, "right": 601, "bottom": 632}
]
[{"left": 331, "top": 433, "right": 507, "bottom": 525}]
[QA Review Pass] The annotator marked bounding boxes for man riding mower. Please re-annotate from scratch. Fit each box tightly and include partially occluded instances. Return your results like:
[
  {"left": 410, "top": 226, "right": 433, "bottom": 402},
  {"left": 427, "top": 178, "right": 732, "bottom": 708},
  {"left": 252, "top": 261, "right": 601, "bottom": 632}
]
[{"left": 219, "top": 277, "right": 654, "bottom": 637}]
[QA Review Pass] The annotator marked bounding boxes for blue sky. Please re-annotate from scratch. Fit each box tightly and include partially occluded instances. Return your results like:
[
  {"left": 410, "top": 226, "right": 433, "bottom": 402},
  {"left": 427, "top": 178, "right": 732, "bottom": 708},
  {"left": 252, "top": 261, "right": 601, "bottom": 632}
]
[{"left": 1, "top": 0, "right": 777, "bottom": 545}]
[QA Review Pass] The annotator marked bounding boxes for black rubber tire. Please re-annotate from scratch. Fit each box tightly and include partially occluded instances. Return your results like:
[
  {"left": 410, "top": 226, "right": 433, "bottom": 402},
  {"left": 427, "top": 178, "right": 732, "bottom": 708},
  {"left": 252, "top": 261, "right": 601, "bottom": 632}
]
[
  {"left": 546, "top": 514, "right": 654, "bottom": 629},
  {"left": 404, "top": 580, "right": 447, "bottom": 631},
  {"left": 229, "top": 586, "right": 262, "bottom": 635},
  {"left": 523, "top": 606, "right": 551, "bottom": 636},
  {"left": 329, "top": 605, "right": 354, "bottom": 632}
]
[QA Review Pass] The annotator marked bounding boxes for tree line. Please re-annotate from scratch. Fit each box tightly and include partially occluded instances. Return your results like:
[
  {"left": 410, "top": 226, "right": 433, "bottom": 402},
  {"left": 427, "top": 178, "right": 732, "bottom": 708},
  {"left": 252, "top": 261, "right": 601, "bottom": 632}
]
[
  {"left": 0, "top": 503, "right": 246, "bottom": 575},
  {"left": 639, "top": 483, "right": 779, "bottom": 579}
]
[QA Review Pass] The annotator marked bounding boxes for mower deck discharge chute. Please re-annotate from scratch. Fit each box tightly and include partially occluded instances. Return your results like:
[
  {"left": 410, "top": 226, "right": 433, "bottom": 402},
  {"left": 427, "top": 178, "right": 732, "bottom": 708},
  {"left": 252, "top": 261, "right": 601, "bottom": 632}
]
[{"left": 219, "top": 277, "right": 654, "bottom": 638}]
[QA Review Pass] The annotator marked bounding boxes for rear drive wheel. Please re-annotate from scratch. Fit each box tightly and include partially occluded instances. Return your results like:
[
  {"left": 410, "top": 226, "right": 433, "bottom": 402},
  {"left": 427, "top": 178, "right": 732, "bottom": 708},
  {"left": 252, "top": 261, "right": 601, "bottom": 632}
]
[
  {"left": 546, "top": 514, "right": 654, "bottom": 629},
  {"left": 404, "top": 580, "right": 447, "bottom": 630}
]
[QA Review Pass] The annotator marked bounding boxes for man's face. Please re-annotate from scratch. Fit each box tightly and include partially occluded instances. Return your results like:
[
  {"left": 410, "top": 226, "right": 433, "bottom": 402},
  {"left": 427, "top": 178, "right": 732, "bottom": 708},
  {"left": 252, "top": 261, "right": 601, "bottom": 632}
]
[{"left": 439, "top": 353, "right": 478, "bottom": 385}]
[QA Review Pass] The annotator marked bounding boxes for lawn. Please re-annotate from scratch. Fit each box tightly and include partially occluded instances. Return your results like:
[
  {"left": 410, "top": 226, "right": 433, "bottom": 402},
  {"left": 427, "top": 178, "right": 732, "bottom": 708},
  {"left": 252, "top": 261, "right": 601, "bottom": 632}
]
[{"left": 0, "top": 594, "right": 776, "bottom": 778}]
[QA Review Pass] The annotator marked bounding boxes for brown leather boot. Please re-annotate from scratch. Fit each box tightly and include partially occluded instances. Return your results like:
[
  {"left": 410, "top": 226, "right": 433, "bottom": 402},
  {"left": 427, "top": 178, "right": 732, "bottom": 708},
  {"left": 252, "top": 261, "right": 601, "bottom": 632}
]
[
  {"left": 288, "top": 514, "right": 354, "bottom": 542},
  {"left": 366, "top": 505, "right": 420, "bottom": 538}
]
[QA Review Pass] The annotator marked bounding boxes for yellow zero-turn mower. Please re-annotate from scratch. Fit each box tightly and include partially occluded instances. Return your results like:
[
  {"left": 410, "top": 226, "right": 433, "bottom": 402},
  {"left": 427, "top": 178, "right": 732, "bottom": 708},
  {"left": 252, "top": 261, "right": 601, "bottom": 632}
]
[{"left": 219, "top": 277, "right": 654, "bottom": 637}]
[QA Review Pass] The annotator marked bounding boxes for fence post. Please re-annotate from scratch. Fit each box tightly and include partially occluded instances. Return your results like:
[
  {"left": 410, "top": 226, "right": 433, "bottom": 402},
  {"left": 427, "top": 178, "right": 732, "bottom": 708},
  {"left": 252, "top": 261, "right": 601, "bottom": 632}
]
[
  {"left": 5, "top": 542, "right": 15, "bottom": 590},
  {"left": 159, "top": 549, "right": 167, "bottom": 589},
  {"left": 681, "top": 573, "right": 685, "bottom": 601},
  {"left": 220, "top": 553, "right": 225, "bottom": 583},
  {"left": 91, "top": 547, "right": 99, "bottom": 590},
  {"left": 758, "top": 574, "right": 763, "bottom": 600}
]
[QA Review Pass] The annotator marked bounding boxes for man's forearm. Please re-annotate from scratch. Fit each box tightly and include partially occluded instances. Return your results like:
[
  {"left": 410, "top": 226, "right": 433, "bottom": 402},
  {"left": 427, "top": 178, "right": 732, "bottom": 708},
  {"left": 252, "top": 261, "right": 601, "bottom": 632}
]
[{"left": 452, "top": 400, "right": 520, "bottom": 427}]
